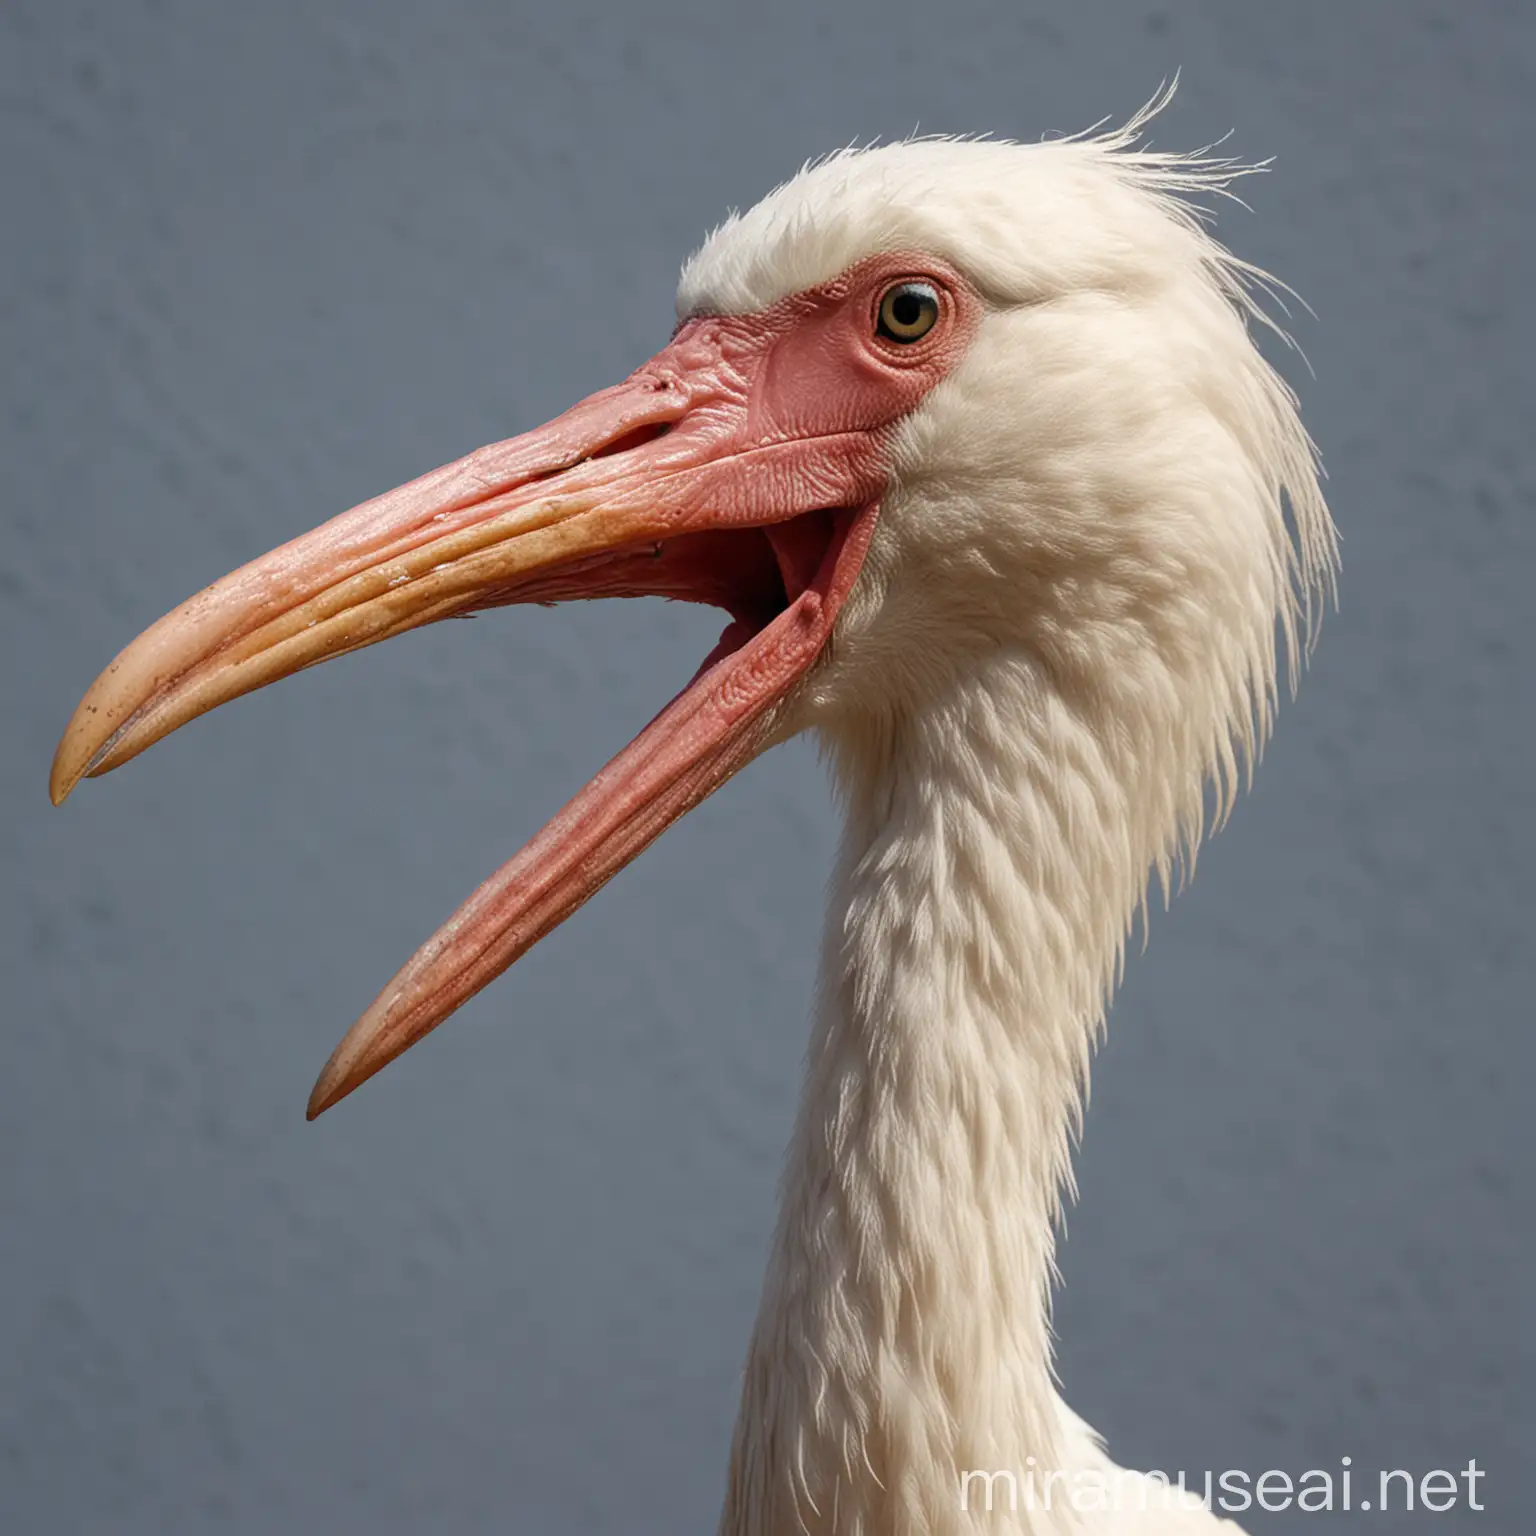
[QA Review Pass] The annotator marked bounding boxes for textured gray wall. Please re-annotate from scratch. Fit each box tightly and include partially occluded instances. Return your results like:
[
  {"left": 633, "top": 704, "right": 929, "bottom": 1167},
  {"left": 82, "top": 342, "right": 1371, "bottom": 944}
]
[{"left": 2, "top": 3, "right": 1530, "bottom": 1532}]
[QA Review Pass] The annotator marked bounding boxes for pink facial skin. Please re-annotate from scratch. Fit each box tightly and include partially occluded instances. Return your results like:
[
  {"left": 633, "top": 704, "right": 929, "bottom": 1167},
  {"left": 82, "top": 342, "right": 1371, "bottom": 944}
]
[{"left": 50, "top": 254, "right": 982, "bottom": 1117}]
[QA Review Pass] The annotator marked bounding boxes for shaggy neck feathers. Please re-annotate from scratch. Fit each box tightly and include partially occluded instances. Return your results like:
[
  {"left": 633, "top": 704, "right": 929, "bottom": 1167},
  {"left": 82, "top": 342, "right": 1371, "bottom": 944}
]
[{"left": 721, "top": 650, "right": 1177, "bottom": 1536}]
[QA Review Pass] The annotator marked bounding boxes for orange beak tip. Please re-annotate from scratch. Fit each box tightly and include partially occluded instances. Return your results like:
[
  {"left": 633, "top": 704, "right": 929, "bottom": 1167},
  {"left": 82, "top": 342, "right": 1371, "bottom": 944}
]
[
  {"left": 48, "top": 742, "right": 75, "bottom": 807},
  {"left": 49, "top": 767, "right": 85, "bottom": 808},
  {"left": 306, "top": 1061, "right": 349, "bottom": 1121}
]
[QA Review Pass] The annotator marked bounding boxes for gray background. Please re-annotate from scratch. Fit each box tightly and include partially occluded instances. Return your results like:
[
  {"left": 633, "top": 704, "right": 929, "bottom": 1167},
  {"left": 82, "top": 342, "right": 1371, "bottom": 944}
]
[{"left": 2, "top": 2, "right": 1530, "bottom": 1533}]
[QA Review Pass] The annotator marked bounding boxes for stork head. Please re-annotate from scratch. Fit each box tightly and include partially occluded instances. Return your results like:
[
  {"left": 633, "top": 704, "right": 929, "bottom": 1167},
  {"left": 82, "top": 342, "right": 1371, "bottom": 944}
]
[{"left": 50, "top": 106, "right": 1334, "bottom": 1116}]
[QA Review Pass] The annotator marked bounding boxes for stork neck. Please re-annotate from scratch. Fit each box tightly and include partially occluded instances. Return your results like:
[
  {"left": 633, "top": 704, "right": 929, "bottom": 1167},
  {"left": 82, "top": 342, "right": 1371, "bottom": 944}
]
[{"left": 720, "top": 655, "right": 1147, "bottom": 1536}]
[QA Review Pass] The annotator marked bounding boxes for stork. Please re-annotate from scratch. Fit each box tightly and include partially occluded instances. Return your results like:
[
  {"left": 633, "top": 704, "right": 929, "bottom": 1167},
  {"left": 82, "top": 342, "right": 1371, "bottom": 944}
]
[{"left": 51, "top": 96, "right": 1335, "bottom": 1535}]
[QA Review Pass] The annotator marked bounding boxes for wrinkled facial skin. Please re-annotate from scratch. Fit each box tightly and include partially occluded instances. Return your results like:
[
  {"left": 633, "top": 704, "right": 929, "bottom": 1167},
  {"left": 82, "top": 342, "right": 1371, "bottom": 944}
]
[{"left": 51, "top": 255, "right": 982, "bottom": 1116}]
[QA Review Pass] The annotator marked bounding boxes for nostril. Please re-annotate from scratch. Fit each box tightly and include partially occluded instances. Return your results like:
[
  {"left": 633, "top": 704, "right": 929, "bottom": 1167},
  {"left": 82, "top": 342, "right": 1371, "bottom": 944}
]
[
  {"left": 590, "top": 421, "right": 672, "bottom": 461},
  {"left": 518, "top": 420, "right": 674, "bottom": 487}
]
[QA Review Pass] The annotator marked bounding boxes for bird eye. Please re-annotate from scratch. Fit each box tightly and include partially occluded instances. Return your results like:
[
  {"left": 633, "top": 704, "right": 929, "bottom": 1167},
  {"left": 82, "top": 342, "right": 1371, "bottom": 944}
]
[{"left": 876, "top": 281, "right": 941, "bottom": 344}]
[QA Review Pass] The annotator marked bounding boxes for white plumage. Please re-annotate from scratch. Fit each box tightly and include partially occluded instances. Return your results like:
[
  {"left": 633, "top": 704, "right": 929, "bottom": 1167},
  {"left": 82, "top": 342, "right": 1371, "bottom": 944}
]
[{"left": 686, "top": 104, "right": 1335, "bottom": 1535}]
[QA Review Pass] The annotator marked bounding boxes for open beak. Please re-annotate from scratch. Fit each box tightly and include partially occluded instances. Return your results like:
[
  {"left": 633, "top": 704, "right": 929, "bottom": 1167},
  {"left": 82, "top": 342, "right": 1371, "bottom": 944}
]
[{"left": 50, "top": 312, "right": 894, "bottom": 1117}]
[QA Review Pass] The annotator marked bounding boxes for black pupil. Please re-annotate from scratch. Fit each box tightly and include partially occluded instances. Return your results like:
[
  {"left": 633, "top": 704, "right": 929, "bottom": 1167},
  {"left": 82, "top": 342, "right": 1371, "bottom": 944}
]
[{"left": 892, "top": 290, "right": 924, "bottom": 327}]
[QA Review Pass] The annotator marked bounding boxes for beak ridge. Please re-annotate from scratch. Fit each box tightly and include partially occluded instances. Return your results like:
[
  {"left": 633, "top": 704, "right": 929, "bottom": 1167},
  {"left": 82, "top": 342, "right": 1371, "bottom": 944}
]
[{"left": 46, "top": 296, "right": 909, "bottom": 1113}]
